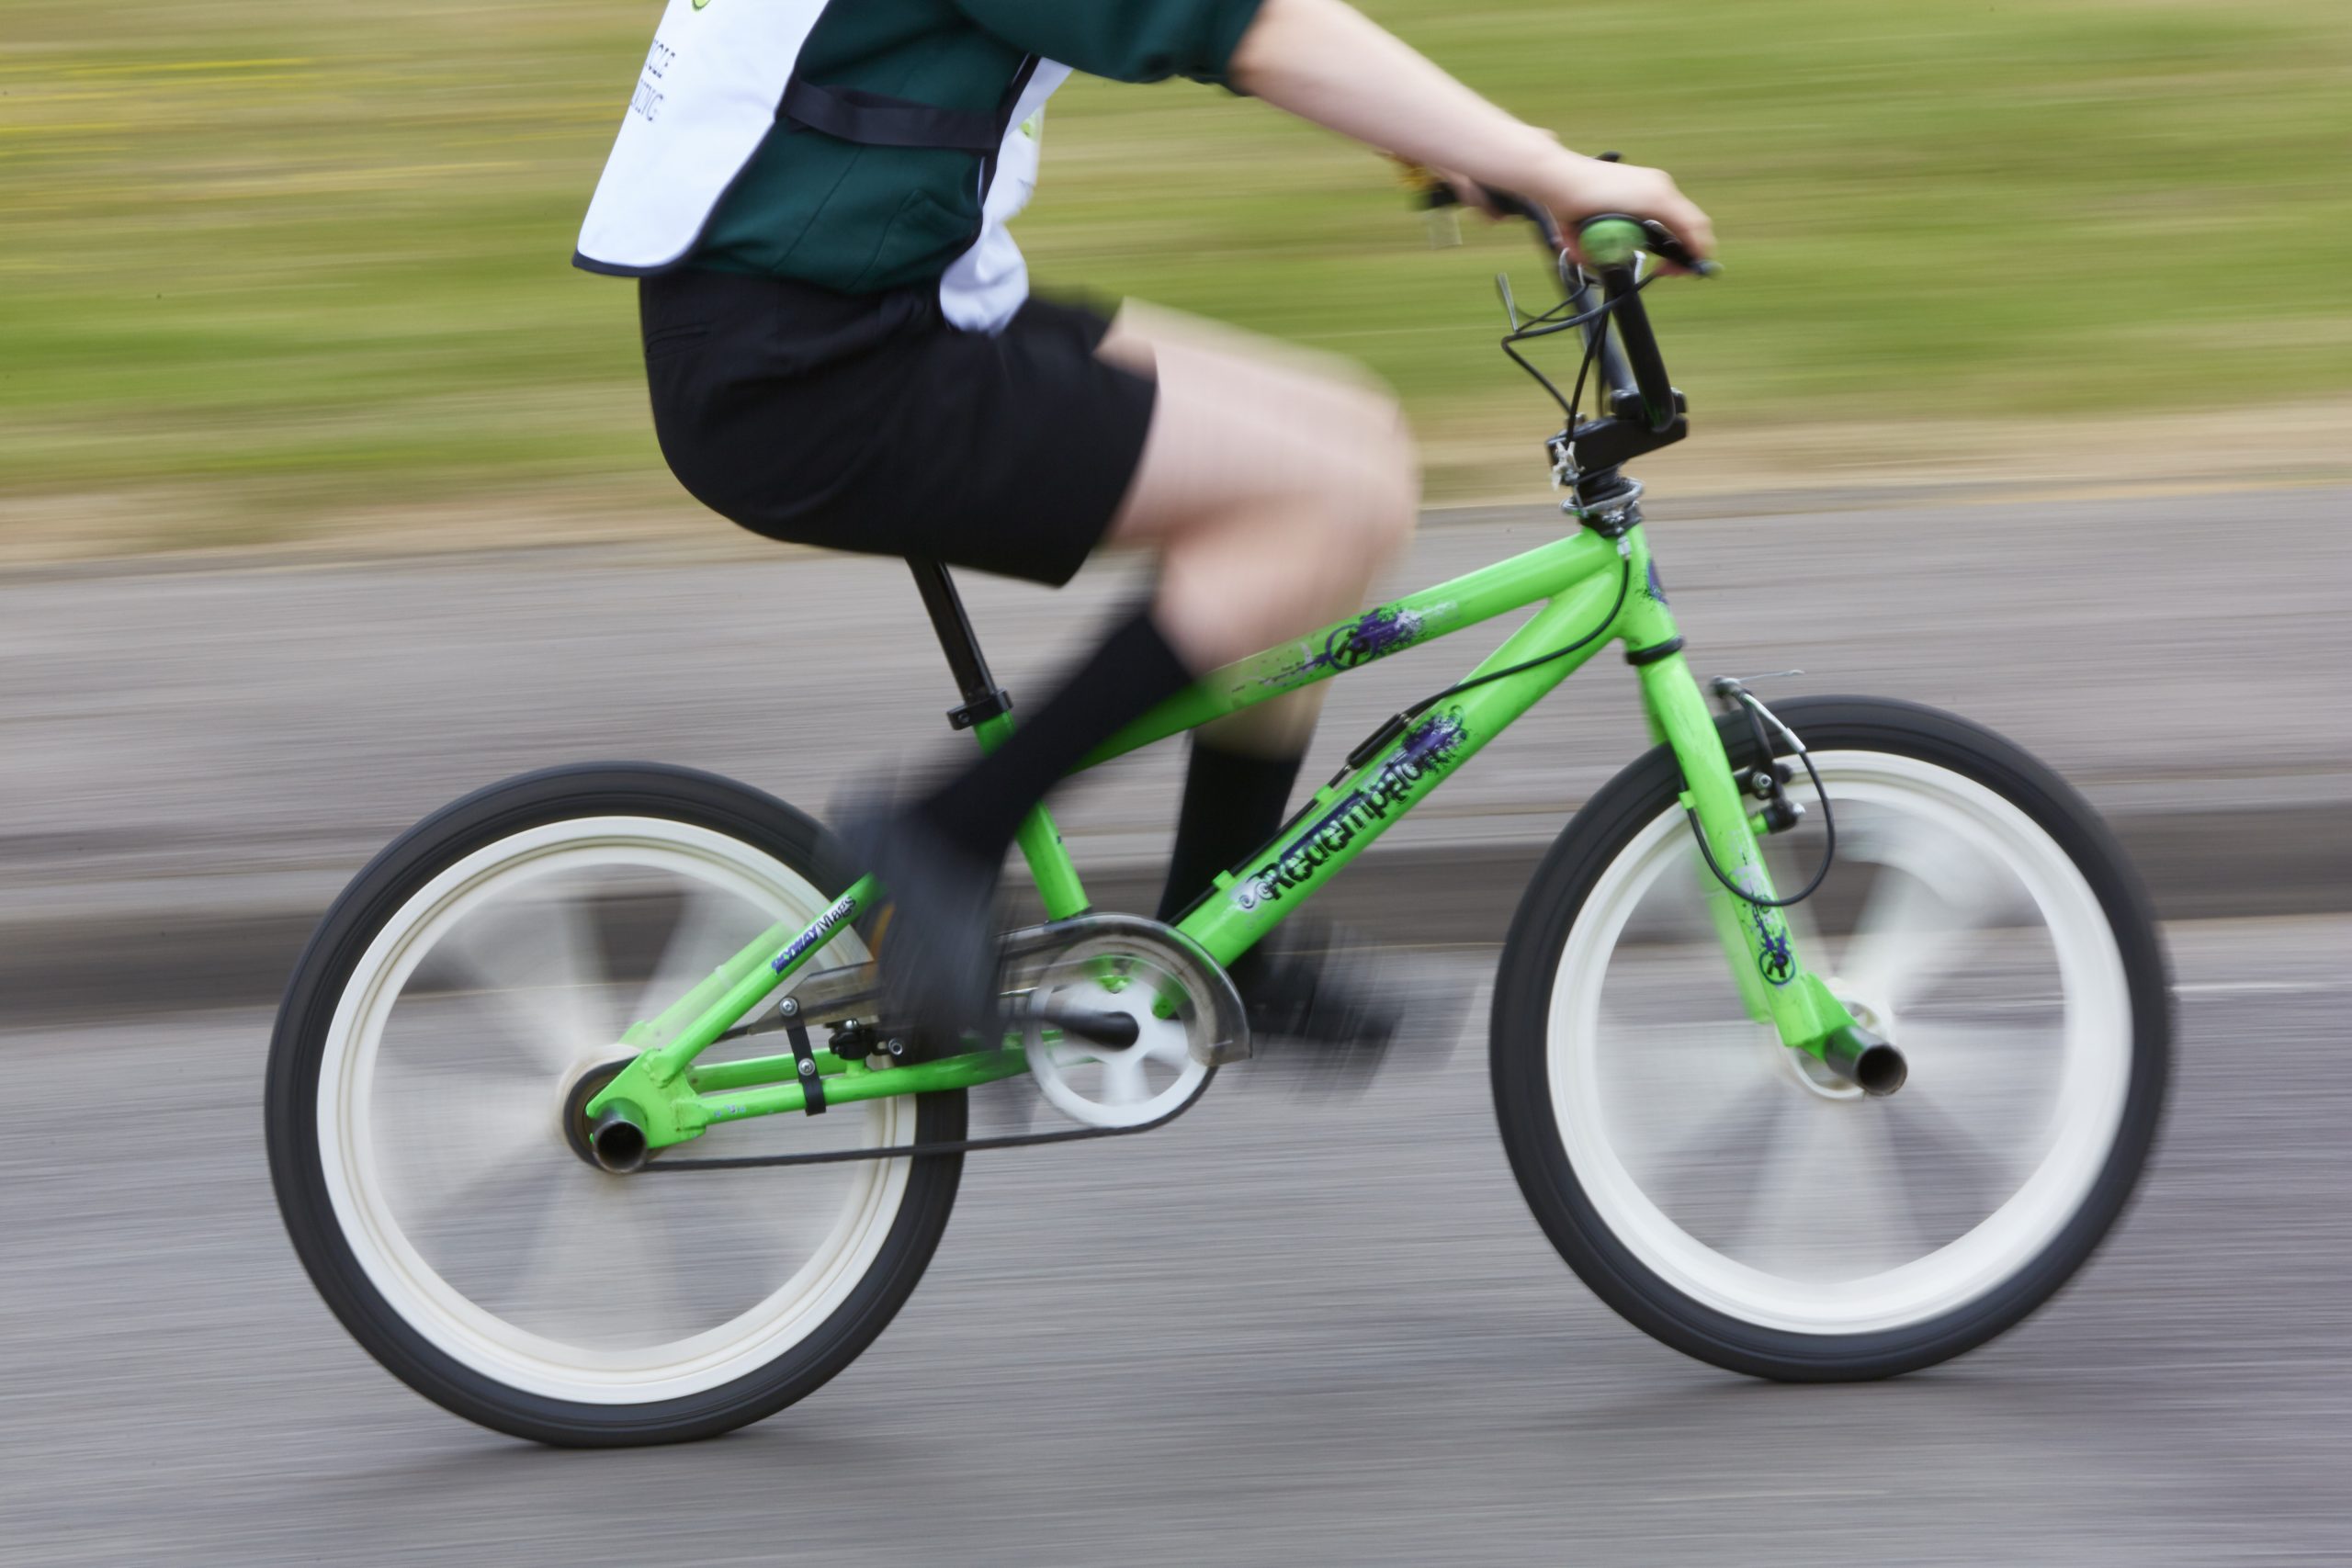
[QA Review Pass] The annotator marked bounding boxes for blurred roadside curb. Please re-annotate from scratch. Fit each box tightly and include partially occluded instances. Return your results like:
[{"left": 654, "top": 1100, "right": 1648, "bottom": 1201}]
[
  {"left": 9, "top": 473, "right": 2348, "bottom": 583},
  {"left": 6, "top": 796, "right": 2341, "bottom": 1026}
]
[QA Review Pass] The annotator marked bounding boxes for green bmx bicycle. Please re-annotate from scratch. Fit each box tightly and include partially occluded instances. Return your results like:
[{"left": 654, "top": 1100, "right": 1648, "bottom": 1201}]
[{"left": 266, "top": 212, "right": 2170, "bottom": 1447}]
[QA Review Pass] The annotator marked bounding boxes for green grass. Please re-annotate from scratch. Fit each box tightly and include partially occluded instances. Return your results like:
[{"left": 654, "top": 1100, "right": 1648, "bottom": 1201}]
[{"left": 3, "top": 0, "right": 2347, "bottom": 541}]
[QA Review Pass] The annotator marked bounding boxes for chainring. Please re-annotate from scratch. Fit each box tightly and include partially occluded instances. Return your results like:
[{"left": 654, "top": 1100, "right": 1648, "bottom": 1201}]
[{"left": 1012, "top": 917, "right": 1248, "bottom": 1130}]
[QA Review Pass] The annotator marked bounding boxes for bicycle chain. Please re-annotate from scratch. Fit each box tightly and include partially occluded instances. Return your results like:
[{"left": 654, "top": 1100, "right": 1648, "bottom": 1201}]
[{"left": 636, "top": 1062, "right": 1216, "bottom": 1172}]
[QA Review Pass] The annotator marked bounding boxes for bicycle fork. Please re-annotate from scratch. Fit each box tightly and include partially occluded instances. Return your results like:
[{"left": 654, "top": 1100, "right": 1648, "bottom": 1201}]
[{"left": 1615, "top": 532, "right": 1905, "bottom": 1094}]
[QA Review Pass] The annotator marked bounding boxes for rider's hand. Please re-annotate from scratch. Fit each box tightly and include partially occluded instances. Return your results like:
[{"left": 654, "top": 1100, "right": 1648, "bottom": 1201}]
[{"left": 1525, "top": 149, "right": 1716, "bottom": 271}]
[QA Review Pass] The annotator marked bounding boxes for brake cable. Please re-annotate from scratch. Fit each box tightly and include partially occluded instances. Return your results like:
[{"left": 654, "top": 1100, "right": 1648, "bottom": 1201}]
[
  {"left": 1343, "top": 266, "right": 1649, "bottom": 737},
  {"left": 1329, "top": 554, "right": 1631, "bottom": 784},
  {"left": 1682, "top": 685, "right": 1838, "bottom": 909},
  {"left": 1499, "top": 258, "right": 1836, "bottom": 911},
  {"left": 1499, "top": 267, "right": 1666, "bottom": 424}
]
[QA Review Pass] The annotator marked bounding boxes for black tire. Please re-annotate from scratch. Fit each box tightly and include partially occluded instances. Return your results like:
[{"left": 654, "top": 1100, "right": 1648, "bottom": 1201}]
[
  {"left": 1490, "top": 697, "right": 2169, "bottom": 1381},
  {"left": 265, "top": 762, "right": 965, "bottom": 1445}
]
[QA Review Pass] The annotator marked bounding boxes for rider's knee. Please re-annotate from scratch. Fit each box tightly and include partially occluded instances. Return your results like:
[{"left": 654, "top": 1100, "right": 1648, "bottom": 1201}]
[{"left": 1340, "top": 396, "right": 1419, "bottom": 567}]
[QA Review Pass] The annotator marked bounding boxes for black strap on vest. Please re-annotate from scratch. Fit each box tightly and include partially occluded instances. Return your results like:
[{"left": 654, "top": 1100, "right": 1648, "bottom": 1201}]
[{"left": 780, "top": 77, "right": 1002, "bottom": 152}]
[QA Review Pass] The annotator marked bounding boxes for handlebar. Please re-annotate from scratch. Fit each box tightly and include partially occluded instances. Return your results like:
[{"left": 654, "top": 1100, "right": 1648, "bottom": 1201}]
[
  {"left": 1577, "top": 216, "right": 1677, "bottom": 433},
  {"left": 1415, "top": 177, "right": 1707, "bottom": 435}
]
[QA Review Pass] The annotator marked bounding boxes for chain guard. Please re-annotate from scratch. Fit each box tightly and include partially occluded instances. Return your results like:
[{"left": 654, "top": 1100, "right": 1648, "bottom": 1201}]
[{"left": 639, "top": 913, "right": 1245, "bottom": 1171}]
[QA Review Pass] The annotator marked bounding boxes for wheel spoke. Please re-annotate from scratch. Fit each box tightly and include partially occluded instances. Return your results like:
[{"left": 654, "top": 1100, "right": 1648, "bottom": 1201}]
[
  {"left": 1592, "top": 1011, "right": 1772, "bottom": 1130},
  {"left": 1838, "top": 836, "right": 2012, "bottom": 1012},
  {"left": 1593, "top": 944, "right": 1756, "bottom": 1032},
  {"left": 1712, "top": 1088, "right": 1804, "bottom": 1269},
  {"left": 376, "top": 985, "right": 550, "bottom": 1086},
  {"left": 1101, "top": 1051, "right": 1149, "bottom": 1106},
  {"left": 632, "top": 883, "right": 762, "bottom": 1034},
  {"left": 1901, "top": 1018, "right": 2050, "bottom": 1092},
  {"left": 427, "top": 886, "right": 614, "bottom": 1073},
  {"left": 1875, "top": 1090, "right": 2024, "bottom": 1241},
  {"left": 1142, "top": 1028, "right": 1192, "bottom": 1069},
  {"left": 1836, "top": 1106, "right": 1932, "bottom": 1275},
  {"left": 1594, "top": 1003, "right": 1763, "bottom": 1053},
  {"left": 661, "top": 1166, "right": 857, "bottom": 1320},
  {"left": 1634, "top": 1071, "right": 1793, "bottom": 1238},
  {"left": 374, "top": 1064, "right": 558, "bottom": 1236},
  {"left": 1736, "top": 1101, "right": 1920, "bottom": 1280},
  {"left": 504, "top": 1169, "right": 706, "bottom": 1349},
  {"left": 1635, "top": 846, "right": 1721, "bottom": 948}
]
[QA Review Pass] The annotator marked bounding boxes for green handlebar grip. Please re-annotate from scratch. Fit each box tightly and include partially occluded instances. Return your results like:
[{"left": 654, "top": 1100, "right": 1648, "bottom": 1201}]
[{"left": 1578, "top": 217, "right": 1647, "bottom": 269}]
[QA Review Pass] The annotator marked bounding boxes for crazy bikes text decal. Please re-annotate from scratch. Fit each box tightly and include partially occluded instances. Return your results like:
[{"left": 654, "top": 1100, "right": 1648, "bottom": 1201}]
[{"left": 771, "top": 894, "right": 857, "bottom": 973}]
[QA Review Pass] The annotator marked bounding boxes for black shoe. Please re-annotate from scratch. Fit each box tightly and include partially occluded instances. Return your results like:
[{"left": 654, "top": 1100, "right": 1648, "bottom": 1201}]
[
  {"left": 834, "top": 803, "right": 1005, "bottom": 1055},
  {"left": 1229, "top": 922, "right": 1402, "bottom": 1081}
]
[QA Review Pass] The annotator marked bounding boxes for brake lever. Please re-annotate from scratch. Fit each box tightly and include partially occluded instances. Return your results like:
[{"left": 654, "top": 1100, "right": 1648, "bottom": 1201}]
[{"left": 1637, "top": 218, "right": 1721, "bottom": 278}]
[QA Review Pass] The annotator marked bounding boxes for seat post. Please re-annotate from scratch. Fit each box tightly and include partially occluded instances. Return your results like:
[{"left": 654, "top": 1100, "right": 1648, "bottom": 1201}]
[{"left": 907, "top": 558, "right": 1013, "bottom": 732}]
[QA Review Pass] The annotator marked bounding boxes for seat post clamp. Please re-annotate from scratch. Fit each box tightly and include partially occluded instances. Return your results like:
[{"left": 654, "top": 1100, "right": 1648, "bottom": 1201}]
[{"left": 945, "top": 687, "right": 1014, "bottom": 731}]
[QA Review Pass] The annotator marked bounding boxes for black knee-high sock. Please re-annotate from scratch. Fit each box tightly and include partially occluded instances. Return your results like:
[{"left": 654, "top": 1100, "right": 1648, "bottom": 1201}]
[
  {"left": 913, "top": 606, "right": 1195, "bottom": 864},
  {"left": 1155, "top": 736, "right": 1306, "bottom": 922}
]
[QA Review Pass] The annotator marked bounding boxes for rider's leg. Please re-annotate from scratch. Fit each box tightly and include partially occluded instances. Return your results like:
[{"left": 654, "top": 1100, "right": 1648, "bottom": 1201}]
[
  {"left": 1092, "top": 316, "right": 1421, "bottom": 924},
  {"left": 1096, "top": 312, "right": 1419, "bottom": 670},
  {"left": 870, "top": 314, "right": 1418, "bottom": 1038},
  {"left": 1155, "top": 725, "right": 1306, "bottom": 923}
]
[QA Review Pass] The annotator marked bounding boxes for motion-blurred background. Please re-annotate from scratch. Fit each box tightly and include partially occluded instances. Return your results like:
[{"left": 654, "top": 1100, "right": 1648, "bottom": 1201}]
[
  {"left": 5, "top": 0, "right": 2348, "bottom": 554},
  {"left": 4, "top": 4, "right": 2349, "bottom": 1563}
]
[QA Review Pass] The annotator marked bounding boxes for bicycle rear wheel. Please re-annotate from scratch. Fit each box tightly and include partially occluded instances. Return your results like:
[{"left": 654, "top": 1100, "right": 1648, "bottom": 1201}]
[
  {"left": 1491, "top": 697, "right": 2168, "bottom": 1380},
  {"left": 266, "top": 763, "right": 963, "bottom": 1445}
]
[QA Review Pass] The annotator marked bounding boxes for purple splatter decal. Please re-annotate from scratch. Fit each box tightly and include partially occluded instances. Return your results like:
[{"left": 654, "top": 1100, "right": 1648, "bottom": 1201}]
[
  {"left": 1730, "top": 874, "right": 1793, "bottom": 987},
  {"left": 1753, "top": 910, "right": 1794, "bottom": 985},
  {"left": 1264, "top": 603, "right": 1428, "bottom": 686},
  {"left": 1395, "top": 708, "right": 1469, "bottom": 771}
]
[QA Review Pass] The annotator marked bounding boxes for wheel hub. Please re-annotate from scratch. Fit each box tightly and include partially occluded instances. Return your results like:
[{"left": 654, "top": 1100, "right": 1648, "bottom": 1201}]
[
  {"left": 1779, "top": 979, "right": 1896, "bottom": 1101},
  {"left": 560, "top": 1058, "right": 638, "bottom": 1171}
]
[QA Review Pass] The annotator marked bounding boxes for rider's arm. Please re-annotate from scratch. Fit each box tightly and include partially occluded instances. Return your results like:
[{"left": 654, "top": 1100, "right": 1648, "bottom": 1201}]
[
  {"left": 1228, "top": 0, "right": 1713, "bottom": 259},
  {"left": 953, "top": 0, "right": 1711, "bottom": 261},
  {"left": 953, "top": 0, "right": 1276, "bottom": 87}
]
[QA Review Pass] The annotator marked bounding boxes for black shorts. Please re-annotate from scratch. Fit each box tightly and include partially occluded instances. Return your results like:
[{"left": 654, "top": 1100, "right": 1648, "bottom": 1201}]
[{"left": 639, "top": 268, "right": 1159, "bottom": 587}]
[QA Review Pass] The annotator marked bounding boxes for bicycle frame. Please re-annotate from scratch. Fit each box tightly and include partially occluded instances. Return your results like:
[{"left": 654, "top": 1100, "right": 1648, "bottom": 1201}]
[{"left": 586, "top": 520, "right": 1861, "bottom": 1154}]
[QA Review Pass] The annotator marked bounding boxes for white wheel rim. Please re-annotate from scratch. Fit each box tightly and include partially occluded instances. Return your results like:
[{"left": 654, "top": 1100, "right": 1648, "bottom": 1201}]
[
  {"left": 1546, "top": 751, "right": 2132, "bottom": 1336},
  {"left": 318, "top": 816, "right": 911, "bottom": 1404}
]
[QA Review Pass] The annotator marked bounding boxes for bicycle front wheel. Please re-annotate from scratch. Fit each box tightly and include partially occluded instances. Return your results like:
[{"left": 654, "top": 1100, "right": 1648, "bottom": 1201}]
[
  {"left": 266, "top": 763, "right": 963, "bottom": 1445},
  {"left": 1491, "top": 697, "right": 2168, "bottom": 1381}
]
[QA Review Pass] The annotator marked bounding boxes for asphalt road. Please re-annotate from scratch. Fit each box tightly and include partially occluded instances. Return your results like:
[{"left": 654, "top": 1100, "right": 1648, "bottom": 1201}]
[
  {"left": 5, "top": 485, "right": 2347, "bottom": 900},
  {"left": 5, "top": 915, "right": 2346, "bottom": 1567},
  {"left": 2, "top": 486, "right": 2346, "bottom": 1023}
]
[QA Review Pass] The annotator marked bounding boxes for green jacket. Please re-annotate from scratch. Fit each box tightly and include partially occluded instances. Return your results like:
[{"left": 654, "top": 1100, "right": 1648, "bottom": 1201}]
[{"left": 696, "top": 0, "right": 1266, "bottom": 291}]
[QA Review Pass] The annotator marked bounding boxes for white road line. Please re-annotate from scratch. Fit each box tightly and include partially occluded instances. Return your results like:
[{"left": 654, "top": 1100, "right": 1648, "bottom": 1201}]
[{"left": 2177, "top": 980, "right": 2346, "bottom": 997}]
